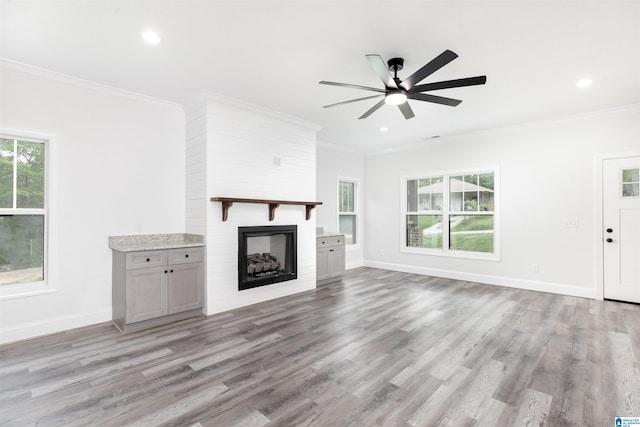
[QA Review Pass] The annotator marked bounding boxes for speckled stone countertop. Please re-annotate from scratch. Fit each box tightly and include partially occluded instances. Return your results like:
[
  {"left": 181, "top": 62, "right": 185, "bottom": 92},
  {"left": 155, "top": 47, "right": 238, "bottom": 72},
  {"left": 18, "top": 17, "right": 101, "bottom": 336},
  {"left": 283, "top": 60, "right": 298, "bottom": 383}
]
[
  {"left": 316, "top": 231, "right": 344, "bottom": 238},
  {"left": 109, "top": 233, "right": 204, "bottom": 252}
]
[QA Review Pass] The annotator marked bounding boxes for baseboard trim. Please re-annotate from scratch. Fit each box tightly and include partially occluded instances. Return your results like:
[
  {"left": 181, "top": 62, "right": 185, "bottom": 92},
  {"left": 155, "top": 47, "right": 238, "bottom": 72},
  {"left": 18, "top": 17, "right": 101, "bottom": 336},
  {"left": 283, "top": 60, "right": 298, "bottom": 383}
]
[
  {"left": 0, "top": 309, "right": 111, "bottom": 345},
  {"left": 363, "top": 260, "right": 596, "bottom": 299}
]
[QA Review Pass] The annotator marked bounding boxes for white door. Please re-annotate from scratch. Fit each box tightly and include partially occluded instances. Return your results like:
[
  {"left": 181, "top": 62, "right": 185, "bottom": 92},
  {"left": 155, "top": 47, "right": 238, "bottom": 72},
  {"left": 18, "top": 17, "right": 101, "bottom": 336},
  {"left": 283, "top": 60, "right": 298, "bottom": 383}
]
[{"left": 603, "top": 156, "right": 640, "bottom": 303}]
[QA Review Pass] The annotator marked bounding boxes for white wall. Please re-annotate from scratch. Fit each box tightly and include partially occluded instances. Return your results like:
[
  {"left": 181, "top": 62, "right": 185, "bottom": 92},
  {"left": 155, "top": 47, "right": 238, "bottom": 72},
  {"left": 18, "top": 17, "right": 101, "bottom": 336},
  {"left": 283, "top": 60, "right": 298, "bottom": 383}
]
[
  {"left": 316, "top": 142, "right": 364, "bottom": 269},
  {"left": 185, "top": 92, "right": 320, "bottom": 315},
  {"left": 0, "top": 61, "right": 185, "bottom": 344},
  {"left": 364, "top": 105, "right": 640, "bottom": 298}
]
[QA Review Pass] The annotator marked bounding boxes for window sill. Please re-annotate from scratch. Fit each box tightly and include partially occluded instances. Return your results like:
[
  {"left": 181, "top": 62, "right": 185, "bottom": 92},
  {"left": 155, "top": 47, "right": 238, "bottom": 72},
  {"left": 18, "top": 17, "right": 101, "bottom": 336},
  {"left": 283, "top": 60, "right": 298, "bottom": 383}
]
[{"left": 0, "top": 282, "right": 57, "bottom": 300}]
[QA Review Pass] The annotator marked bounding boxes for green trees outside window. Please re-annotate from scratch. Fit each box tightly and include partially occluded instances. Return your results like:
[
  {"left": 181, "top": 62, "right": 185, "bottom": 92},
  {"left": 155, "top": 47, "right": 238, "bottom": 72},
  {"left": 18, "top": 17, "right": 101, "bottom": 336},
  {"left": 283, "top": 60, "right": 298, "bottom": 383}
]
[
  {"left": 0, "top": 137, "right": 46, "bottom": 285},
  {"left": 338, "top": 180, "right": 357, "bottom": 245}
]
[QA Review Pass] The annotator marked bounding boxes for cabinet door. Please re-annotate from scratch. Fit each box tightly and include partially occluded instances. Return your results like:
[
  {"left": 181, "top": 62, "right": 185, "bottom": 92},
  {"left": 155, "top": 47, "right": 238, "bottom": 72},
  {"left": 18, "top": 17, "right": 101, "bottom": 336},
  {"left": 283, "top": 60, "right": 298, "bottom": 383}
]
[
  {"left": 125, "top": 267, "right": 168, "bottom": 323},
  {"left": 330, "top": 245, "right": 346, "bottom": 277},
  {"left": 316, "top": 247, "right": 331, "bottom": 280},
  {"left": 168, "top": 262, "right": 204, "bottom": 314}
]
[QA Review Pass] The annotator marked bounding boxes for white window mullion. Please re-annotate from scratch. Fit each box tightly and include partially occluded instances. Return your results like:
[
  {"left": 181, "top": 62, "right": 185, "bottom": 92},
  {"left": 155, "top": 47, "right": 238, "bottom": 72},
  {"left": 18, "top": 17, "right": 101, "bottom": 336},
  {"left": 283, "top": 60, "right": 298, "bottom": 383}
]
[
  {"left": 12, "top": 139, "right": 18, "bottom": 209},
  {"left": 442, "top": 176, "right": 450, "bottom": 253}
]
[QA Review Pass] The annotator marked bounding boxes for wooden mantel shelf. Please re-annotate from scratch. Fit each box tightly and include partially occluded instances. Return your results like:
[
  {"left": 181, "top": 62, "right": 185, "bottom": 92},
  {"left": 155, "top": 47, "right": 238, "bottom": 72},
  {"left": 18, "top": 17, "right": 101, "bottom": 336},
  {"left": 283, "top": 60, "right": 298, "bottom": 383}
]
[{"left": 210, "top": 197, "right": 322, "bottom": 222}]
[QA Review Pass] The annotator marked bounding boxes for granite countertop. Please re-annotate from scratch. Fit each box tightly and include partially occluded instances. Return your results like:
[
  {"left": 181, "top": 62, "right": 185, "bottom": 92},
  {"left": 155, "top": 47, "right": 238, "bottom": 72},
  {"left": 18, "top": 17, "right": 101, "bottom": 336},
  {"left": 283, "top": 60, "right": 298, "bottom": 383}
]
[
  {"left": 316, "top": 232, "right": 344, "bottom": 238},
  {"left": 109, "top": 233, "right": 205, "bottom": 252}
]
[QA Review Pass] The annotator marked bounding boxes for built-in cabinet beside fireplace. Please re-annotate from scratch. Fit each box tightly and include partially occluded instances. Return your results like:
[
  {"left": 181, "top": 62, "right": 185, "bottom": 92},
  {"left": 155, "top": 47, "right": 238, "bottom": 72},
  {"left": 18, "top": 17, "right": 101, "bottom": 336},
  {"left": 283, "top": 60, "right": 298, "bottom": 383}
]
[
  {"left": 316, "top": 233, "right": 345, "bottom": 284},
  {"left": 109, "top": 234, "right": 205, "bottom": 333}
]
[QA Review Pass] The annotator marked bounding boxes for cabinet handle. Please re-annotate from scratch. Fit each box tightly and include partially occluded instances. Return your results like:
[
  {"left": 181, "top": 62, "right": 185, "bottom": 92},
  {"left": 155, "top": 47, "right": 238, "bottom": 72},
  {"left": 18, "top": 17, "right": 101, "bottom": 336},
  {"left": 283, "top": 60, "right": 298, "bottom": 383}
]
[
  {"left": 185, "top": 254, "right": 189, "bottom": 258},
  {"left": 329, "top": 249, "right": 334, "bottom": 252},
  {"left": 164, "top": 270, "right": 168, "bottom": 274},
  {"left": 170, "top": 269, "right": 174, "bottom": 273},
  {"left": 146, "top": 258, "right": 150, "bottom": 262}
]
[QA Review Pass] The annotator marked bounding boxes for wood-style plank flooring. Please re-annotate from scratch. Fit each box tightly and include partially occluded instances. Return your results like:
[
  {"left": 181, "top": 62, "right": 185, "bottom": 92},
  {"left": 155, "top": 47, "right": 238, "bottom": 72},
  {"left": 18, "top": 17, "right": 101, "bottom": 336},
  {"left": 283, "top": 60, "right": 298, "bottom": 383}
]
[{"left": 1, "top": 267, "right": 639, "bottom": 426}]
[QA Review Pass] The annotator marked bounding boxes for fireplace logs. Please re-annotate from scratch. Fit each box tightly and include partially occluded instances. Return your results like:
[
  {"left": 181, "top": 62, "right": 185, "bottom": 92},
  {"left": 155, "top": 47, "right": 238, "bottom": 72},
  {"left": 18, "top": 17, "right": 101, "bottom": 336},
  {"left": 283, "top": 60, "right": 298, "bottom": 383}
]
[{"left": 247, "top": 253, "right": 282, "bottom": 275}]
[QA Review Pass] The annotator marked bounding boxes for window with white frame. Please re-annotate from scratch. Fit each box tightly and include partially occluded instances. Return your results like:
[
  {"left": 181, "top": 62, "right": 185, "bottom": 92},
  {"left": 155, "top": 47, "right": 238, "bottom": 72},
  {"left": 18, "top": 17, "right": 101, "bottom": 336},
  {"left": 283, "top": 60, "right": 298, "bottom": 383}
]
[
  {"left": 0, "top": 136, "right": 47, "bottom": 286},
  {"left": 338, "top": 179, "right": 358, "bottom": 245},
  {"left": 403, "top": 169, "right": 498, "bottom": 259}
]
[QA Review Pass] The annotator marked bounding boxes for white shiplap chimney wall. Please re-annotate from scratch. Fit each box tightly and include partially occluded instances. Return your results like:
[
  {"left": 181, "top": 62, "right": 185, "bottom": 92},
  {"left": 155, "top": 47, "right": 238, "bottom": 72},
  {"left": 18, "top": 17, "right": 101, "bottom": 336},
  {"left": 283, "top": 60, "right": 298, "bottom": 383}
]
[{"left": 185, "top": 92, "right": 320, "bottom": 314}]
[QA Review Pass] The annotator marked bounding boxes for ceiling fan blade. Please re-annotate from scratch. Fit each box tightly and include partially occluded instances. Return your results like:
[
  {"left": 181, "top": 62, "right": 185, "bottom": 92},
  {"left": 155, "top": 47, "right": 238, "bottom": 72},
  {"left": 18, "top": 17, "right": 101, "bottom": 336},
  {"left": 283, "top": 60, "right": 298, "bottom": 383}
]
[
  {"left": 365, "top": 54, "right": 398, "bottom": 89},
  {"left": 399, "top": 50, "right": 459, "bottom": 90},
  {"left": 409, "top": 76, "right": 487, "bottom": 93},
  {"left": 319, "top": 81, "right": 386, "bottom": 93},
  {"left": 398, "top": 102, "right": 415, "bottom": 120},
  {"left": 358, "top": 99, "right": 386, "bottom": 119},
  {"left": 323, "top": 94, "right": 384, "bottom": 109},
  {"left": 408, "top": 92, "right": 462, "bottom": 107}
]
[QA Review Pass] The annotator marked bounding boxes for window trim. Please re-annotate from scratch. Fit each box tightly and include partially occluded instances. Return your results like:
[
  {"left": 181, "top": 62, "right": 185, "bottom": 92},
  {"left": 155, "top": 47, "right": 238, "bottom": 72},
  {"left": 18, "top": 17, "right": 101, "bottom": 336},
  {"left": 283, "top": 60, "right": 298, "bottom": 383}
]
[
  {"left": 337, "top": 176, "right": 360, "bottom": 249},
  {"left": 0, "top": 129, "right": 56, "bottom": 300},
  {"left": 400, "top": 167, "right": 500, "bottom": 261}
]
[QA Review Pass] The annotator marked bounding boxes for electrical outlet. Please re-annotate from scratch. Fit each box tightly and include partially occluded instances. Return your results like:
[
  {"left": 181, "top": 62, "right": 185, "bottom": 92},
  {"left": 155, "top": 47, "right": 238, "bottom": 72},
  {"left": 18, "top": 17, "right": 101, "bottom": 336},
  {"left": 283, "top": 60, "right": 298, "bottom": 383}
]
[
  {"left": 563, "top": 218, "right": 579, "bottom": 228},
  {"left": 532, "top": 264, "right": 540, "bottom": 273},
  {"left": 273, "top": 156, "right": 281, "bottom": 166},
  {"left": 135, "top": 223, "right": 144, "bottom": 232}
]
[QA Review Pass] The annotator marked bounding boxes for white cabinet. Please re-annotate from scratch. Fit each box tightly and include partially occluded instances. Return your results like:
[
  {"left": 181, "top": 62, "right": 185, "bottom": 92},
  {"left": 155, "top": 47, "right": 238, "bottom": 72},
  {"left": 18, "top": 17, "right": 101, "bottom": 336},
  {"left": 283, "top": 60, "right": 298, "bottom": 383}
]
[
  {"left": 316, "top": 234, "right": 345, "bottom": 284},
  {"left": 112, "top": 246, "right": 204, "bottom": 333}
]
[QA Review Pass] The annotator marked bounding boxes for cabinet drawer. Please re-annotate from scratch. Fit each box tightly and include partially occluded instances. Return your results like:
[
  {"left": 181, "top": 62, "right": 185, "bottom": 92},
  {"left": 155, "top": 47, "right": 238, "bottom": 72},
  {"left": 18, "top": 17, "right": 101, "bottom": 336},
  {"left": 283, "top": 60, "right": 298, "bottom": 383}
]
[
  {"left": 330, "top": 236, "right": 345, "bottom": 247},
  {"left": 316, "top": 237, "right": 331, "bottom": 248},
  {"left": 168, "top": 247, "right": 204, "bottom": 264},
  {"left": 126, "top": 250, "right": 167, "bottom": 270}
]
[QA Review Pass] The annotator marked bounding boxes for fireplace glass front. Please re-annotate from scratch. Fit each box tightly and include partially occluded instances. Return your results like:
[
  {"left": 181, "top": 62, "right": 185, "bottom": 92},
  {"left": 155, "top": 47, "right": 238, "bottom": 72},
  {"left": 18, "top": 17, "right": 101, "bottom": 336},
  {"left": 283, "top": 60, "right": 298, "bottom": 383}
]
[{"left": 238, "top": 225, "right": 297, "bottom": 290}]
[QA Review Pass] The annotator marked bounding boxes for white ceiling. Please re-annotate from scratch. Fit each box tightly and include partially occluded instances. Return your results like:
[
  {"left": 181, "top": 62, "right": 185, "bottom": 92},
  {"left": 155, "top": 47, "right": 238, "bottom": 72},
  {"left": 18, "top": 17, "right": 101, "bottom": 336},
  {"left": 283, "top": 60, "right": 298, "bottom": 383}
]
[{"left": 1, "top": 1, "right": 639, "bottom": 154}]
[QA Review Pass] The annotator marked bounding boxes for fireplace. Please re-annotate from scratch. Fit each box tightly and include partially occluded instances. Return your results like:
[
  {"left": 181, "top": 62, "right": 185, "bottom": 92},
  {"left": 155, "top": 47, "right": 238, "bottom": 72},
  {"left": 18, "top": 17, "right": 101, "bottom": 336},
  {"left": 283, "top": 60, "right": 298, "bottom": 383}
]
[{"left": 238, "top": 225, "right": 297, "bottom": 291}]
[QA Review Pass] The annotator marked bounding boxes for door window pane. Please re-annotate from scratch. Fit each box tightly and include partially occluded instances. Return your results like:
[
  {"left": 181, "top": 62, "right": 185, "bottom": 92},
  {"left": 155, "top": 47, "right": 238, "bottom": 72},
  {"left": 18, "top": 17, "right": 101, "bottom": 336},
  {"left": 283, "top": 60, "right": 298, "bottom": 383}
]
[
  {"left": 622, "top": 168, "right": 639, "bottom": 198},
  {"left": 0, "top": 215, "right": 45, "bottom": 285}
]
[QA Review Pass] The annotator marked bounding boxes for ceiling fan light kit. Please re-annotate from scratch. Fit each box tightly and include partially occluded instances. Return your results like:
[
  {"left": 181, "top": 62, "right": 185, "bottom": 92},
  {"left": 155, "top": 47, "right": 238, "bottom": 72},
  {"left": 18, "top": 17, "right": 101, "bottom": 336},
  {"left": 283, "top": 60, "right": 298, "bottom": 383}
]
[
  {"left": 385, "top": 91, "right": 408, "bottom": 105},
  {"left": 320, "top": 50, "right": 487, "bottom": 120}
]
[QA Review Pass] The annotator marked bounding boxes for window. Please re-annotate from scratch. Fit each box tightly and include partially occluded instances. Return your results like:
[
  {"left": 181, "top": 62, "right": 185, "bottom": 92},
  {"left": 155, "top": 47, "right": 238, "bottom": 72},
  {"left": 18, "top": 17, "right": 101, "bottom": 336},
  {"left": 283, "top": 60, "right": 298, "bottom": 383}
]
[
  {"left": 403, "top": 168, "right": 498, "bottom": 259},
  {"left": 622, "top": 168, "right": 639, "bottom": 198},
  {"left": 0, "top": 136, "right": 47, "bottom": 286},
  {"left": 338, "top": 179, "right": 358, "bottom": 245}
]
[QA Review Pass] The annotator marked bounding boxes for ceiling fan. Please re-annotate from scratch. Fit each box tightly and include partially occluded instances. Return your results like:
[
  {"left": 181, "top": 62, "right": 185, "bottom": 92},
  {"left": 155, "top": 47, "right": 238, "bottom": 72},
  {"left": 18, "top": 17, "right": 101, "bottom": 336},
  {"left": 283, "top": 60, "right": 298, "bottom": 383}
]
[{"left": 319, "top": 50, "right": 486, "bottom": 120}]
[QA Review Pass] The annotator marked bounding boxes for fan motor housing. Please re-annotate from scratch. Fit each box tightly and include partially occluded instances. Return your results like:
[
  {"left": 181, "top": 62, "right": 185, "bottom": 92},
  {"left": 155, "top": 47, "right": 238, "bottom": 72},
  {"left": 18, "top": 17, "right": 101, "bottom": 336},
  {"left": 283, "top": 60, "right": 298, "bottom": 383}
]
[{"left": 387, "top": 57, "right": 404, "bottom": 72}]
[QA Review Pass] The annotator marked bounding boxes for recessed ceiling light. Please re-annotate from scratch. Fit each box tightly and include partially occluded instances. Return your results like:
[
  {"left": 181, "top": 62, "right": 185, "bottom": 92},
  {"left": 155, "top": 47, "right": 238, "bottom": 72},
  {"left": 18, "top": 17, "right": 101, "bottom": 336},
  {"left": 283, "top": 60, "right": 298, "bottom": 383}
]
[
  {"left": 380, "top": 126, "right": 389, "bottom": 132},
  {"left": 142, "top": 30, "right": 161, "bottom": 44},
  {"left": 576, "top": 78, "right": 592, "bottom": 88}
]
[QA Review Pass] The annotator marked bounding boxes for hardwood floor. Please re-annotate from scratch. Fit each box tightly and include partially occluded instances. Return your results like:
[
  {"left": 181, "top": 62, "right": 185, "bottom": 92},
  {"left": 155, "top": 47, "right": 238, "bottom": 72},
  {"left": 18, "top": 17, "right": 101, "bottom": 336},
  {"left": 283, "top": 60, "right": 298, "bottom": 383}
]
[{"left": 1, "top": 267, "right": 639, "bottom": 426}]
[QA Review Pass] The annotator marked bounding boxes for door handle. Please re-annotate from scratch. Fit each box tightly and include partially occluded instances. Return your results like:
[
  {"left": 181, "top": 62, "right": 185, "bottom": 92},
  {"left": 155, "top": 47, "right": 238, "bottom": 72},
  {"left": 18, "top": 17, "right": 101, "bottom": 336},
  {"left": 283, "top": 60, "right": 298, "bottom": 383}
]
[
  {"left": 606, "top": 238, "right": 613, "bottom": 243},
  {"left": 606, "top": 228, "right": 613, "bottom": 233}
]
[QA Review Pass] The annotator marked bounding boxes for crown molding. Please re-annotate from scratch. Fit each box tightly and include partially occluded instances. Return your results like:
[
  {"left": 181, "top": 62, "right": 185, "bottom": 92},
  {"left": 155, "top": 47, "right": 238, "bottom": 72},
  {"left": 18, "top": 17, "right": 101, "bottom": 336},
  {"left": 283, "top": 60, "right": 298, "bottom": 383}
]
[
  {"left": 0, "top": 57, "right": 182, "bottom": 111},
  {"left": 202, "top": 90, "right": 322, "bottom": 133}
]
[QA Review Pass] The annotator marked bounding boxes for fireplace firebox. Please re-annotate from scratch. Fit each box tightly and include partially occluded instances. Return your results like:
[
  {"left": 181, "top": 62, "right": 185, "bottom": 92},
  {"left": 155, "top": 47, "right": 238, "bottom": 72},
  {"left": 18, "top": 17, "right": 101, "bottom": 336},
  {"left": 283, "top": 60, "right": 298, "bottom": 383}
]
[{"left": 238, "top": 225, "right": 297, "bottom": 291}]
